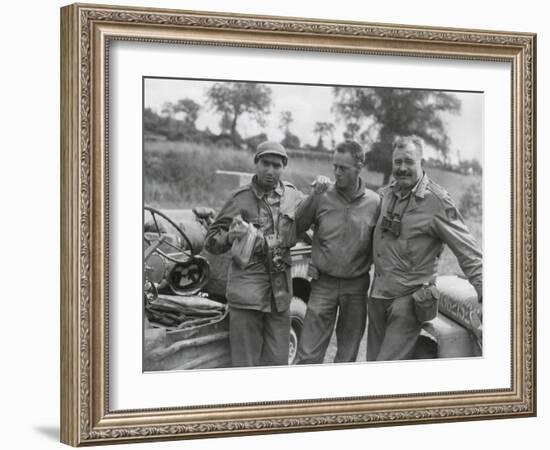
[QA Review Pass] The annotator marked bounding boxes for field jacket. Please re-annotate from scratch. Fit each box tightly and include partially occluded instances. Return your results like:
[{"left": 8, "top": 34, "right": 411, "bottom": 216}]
[
  {"left": 371, "top": 173, "right": 483, "bottom": 300},
  {"left": 295, "top": 178, "right": 380, "bottom": 279},
  {"left": 205, "top": 177, "right": 303, "bottom": 312}
]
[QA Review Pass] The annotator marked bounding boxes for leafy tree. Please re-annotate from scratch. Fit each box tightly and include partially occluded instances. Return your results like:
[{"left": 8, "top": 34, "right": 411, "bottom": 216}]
[
  {"left": 279, "top": 111, "right": 294, "bottom": 134},
  {"left": 281, "top": 133, "right": 301, "bottom": 150},
  {"left": 207, "top": 82, "right": 272, "bottom": 144},
  {"left": 173, "top": 98, "right": 200, "bottom": 127},
  {"left": 245, "top": 133, "right": 269, "bottom": 152},
  {"left": 457, "top": 157, "right": 483, "bottom": 176},
  {"left": 161, "top": 101, "right": 175, "bottom": 119},
  {"left": 333, "top": 87, "right": 461, "bottom": 183},
  {"left": 219, "top": 112, "right": 233, "bottom": 134},
  {"left": 313, "top": 122, "right": 335, "bottom": 151},
  {"left": 145, "top": 101, "right": 201, "bottom": 142},
  {"left": 344, "top": 122, "right": 361, "bottom": 140},
  {"left": 459, "top": 178, "right": 482, "bottom": 218},
  {"left": 144, "top": 107, "right": 161, "bottom": 133},
  {"left": 470, "top": 158, "right": 482, "bottom": 175},
  {"left": 279, "top": 111, "right": 301, "bottom": 149}
]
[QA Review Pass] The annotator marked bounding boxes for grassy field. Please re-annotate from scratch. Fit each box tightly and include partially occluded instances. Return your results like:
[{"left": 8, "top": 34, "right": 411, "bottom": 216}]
[
  {"left": 144, "top": 141, "right": 474, "bottom": 206},
  {"left": 145, "top": 140, "right": 482, "bottom": 278},
  {"left": 144, "top": 141, "right": 379, "bottom": 209}
]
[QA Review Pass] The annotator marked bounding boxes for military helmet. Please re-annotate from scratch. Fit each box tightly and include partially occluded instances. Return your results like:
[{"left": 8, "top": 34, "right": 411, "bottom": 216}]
[{"left": 254, "top": 141, "right": 288, "bottom": 166}]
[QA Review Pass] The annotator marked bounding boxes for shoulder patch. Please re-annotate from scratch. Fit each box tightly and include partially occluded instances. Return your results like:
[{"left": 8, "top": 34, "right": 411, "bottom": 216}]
[{"left": 445, "top": 207, "right": 459, "bottom": 221}]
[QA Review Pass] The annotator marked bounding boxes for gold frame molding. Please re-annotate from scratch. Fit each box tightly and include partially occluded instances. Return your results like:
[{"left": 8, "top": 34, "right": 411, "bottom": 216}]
[{"left": 60, "top": 2, "right": 536, "bottom": 446}]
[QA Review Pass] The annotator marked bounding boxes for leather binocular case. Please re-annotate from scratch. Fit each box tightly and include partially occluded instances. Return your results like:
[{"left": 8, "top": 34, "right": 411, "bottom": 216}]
[
  {"left": 271, "top": 270, "right": 290, "bottom": 304},
  {"left": 412, "top": 284, "right": 440, "bottom": 323}
]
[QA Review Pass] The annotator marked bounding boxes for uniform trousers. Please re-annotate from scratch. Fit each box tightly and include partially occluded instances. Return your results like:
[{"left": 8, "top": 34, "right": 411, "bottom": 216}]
[
  {"left": 296, "top": 273, "right": 369, "bottom": 364},
  {"left": 367, "top": 294, "right": 422, "bottom": 361},
  {"left": 229, "top": 306, "right": 290, "bottom": 367}
]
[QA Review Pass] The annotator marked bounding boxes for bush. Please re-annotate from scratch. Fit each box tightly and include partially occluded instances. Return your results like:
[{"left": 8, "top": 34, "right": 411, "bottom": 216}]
[
  {"left": 281, "top": 132, "right": 301, "bottom": 150},
  {"left": 144, "top": 143, "right": 255, "bottom": 208},
  {"left": 244, "top": 133, "right": 268, "bottom": 152},
  {"left": 459, "top": 179, "right": 482, "bottom": 219}
]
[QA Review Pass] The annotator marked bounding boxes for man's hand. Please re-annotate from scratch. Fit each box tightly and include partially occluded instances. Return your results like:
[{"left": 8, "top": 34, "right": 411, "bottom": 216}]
[
  {"left": 311, "top": 176, "right": 332, "bottom": 195},
  {"left": 228, "top": 216, "right": 248, "bottom": 244}
]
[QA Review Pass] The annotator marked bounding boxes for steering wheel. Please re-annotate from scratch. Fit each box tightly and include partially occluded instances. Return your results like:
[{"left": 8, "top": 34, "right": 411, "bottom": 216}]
[{"left": 144, "top": 206, "right": 195, "bottom": 264}]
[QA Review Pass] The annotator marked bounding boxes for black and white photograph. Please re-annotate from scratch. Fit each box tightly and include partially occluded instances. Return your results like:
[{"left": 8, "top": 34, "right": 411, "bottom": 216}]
[{"left": 142, "top": 77, "right": 484, "bottom": 372}]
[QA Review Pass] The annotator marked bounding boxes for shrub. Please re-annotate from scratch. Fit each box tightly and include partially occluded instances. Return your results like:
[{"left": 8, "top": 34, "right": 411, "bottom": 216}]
[{"left": 459, "top": 179, "right": 482, "bottom": 219}]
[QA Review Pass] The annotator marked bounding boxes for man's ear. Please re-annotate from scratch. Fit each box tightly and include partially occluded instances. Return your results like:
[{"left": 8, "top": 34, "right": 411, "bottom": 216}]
[{"left": 421, "top": 158, "right": 426, "bottom": 168}]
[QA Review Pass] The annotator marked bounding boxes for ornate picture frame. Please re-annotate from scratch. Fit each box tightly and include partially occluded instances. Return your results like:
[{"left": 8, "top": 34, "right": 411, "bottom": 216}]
[{"left": 60, "top": 3, "right": 536, "bottom": 446}]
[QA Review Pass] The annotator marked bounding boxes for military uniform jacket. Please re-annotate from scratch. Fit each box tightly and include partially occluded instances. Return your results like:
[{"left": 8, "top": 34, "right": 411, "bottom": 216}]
[
  {"left": 205, "top": 177, "right": 303, "bottom": 312},
  {"left": 371, "top": 173, "right": 482, "bottom": 300},
  {"left": 295, "top": 177, "right": 380, "bottom": 279}
]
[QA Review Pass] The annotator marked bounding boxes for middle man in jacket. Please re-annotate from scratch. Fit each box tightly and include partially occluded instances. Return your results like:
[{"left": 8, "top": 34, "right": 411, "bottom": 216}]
[{"left": 295, "top": 141, "right": 380, "bottom": 364}]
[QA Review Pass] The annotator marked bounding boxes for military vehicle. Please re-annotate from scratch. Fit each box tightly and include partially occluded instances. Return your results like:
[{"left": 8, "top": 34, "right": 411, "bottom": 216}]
[
  {"left": 143, "top": 203, "right": 482, "bottom": 371},
  {"left": 143, "top": 204, "right": 311, "bottom": 369}
]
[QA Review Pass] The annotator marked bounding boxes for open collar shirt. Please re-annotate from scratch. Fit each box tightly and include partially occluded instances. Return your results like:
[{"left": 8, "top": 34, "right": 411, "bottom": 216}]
[
  {"left": 295, "top": 178, "right": 380, "bottom": 279},
  {"left": 371, "top": 173, "right": 482, "bottom": 300}
]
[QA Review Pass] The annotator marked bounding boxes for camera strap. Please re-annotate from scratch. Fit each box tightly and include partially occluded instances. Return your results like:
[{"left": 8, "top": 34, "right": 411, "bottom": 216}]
[
  {"left": 391, "top": 189, "right": 414, "bottom": 218},
  {"left": 382, "top": 190, "right": 414, "bottom": 236}
]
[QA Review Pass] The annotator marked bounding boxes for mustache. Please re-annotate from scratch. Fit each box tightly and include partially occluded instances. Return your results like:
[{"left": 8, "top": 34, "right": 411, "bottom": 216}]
[{"left": 395, "top": 170, "right": 411, "bottom": 176}]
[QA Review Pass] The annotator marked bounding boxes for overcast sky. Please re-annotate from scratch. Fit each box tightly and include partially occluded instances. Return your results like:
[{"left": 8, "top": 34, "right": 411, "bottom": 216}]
[{"left": 144, "top": 78, "right": 483, "bottom": 163}]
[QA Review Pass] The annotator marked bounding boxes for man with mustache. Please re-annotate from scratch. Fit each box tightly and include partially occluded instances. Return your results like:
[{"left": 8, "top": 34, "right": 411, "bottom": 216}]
[
  {"left": 367, "top": 135, "right": 483, "bottom": 361},
  {"left": 294, "top": 140, "right": 380, "bottom": 364},
  {"left": 205, "top": 141, "right": 303, "bottom": 367}
]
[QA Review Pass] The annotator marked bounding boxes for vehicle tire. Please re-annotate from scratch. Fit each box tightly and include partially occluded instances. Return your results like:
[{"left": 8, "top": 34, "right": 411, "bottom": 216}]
[{"left": 289, "top": 296, "right": 307, "bottom": 365}]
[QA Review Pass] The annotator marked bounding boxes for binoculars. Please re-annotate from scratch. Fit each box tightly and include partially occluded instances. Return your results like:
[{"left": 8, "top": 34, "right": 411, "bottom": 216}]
[{"left": 381, "top": 214, "right": 402, "bottom": 237}]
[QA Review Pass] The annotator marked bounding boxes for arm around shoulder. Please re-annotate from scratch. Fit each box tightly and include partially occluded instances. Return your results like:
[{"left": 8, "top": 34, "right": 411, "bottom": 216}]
[{"left": 294, "top": 191, "right": 321, "bottom": 235}]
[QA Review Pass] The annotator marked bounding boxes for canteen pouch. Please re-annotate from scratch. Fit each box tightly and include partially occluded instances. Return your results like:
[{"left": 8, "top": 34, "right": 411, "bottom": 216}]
[
  {"left": 412, "top": 284, "right": 440, "bottom": 323},
  {"left": 271, "top": 269, "right": 291, "bottom": 305}
]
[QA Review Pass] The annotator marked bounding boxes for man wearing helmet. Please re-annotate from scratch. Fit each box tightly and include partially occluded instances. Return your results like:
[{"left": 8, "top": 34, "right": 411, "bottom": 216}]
[{"left": 205, "top": 141, "right": 303, "bottom": 367}]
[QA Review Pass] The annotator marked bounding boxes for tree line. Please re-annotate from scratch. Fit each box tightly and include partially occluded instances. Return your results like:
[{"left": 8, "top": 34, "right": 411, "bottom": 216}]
[{"left": 145, "top": 81, "right": 481, "bottom": 182}]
